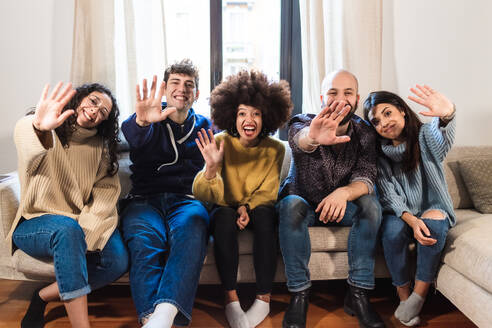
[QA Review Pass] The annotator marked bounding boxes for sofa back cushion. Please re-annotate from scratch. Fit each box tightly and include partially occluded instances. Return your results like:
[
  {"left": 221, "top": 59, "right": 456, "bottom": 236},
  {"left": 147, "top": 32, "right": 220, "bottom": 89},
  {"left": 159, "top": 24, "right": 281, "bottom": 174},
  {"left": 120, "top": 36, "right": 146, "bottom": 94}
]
[{"left": 444, "top": 146, "right": 492, "bottom": 209}]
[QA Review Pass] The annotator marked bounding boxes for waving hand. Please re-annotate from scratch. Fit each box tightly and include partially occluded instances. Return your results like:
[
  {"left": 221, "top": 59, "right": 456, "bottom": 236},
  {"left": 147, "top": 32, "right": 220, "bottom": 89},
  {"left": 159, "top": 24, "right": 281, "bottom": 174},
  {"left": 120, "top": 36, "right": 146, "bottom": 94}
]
[
  {"left": 32, "top": 82, "right": 76, "bottom": 131},
  {"left": 135, "top": 75, "right": 177, "bottom": 126},
  {"left": 308, "top": 98, "right": 351, "bottom": 145},
  {"left": 408, "top": 84, "right": 454, "bottom": 118}
]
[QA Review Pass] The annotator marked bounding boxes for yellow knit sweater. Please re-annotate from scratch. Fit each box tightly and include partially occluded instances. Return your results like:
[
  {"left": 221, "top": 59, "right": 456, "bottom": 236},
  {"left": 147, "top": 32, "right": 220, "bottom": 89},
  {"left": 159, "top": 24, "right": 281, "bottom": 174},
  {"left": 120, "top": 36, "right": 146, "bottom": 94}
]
[
  {"left": 192, "top": 132, "right": 285, "bottom": 210},
  {"left": 7, "top": 115, "right": 121, "bottom": 254}
]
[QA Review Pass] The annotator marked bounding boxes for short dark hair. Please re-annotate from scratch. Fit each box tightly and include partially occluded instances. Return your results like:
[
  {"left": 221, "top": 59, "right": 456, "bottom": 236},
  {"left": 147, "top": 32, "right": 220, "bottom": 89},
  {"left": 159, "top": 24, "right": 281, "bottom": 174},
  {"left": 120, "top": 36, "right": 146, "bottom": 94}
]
[
  {"left": 363, "top": 90, "right": 423, "bottom": 172},
  {"left": 210, "top": 70, "right": 293, "bottom": 138},
  {"left": 163, "top": 58, "right": 199, "bottom": 90}
]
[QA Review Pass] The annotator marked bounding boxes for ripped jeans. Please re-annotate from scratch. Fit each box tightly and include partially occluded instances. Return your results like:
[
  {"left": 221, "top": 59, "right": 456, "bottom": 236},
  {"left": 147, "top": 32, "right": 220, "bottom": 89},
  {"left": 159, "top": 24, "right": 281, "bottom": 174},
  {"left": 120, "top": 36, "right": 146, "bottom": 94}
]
[{"left": 381, "top": 213, "right": 450, "bottom": 286}]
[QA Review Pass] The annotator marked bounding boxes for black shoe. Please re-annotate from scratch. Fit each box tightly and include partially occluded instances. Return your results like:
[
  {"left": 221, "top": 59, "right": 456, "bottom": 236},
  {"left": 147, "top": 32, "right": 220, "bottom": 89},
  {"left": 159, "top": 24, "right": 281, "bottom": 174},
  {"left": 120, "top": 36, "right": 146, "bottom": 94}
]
[
  {"left": 344, "top": 284, "right": 385, "bottom": 328},
  {"left": 282, "top": 288, "right": 310, "bottom": 328}
]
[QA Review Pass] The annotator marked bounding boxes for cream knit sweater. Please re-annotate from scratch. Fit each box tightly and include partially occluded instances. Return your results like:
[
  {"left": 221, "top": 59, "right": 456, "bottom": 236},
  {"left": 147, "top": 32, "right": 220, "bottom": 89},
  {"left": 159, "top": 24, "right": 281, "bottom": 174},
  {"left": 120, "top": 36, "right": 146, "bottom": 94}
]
[{"left": 7, "top": 115, "right": 121, "bottom": 254}]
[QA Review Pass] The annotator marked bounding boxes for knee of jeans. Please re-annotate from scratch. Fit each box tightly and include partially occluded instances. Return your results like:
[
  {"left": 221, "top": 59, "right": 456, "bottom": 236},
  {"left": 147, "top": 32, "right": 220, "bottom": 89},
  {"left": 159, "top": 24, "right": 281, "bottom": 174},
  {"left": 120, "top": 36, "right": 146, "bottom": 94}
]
[
  {"left": 277, "top": 195, "right": 309, "bottom": 227},
  {"left": 422, "top": 218, "right": 449, "bottom": 243},
  {"left": 421, "top": 209, "right": 446, "bottom": 220},
  {"left": 382, "top": 220, "right": 407, "bottom": 244},
  {"left": 357, "top": 195, "right": 382, "bottom": 224},
  {"left": 52, "top": 218, "right": 86, "bottom": 249}
]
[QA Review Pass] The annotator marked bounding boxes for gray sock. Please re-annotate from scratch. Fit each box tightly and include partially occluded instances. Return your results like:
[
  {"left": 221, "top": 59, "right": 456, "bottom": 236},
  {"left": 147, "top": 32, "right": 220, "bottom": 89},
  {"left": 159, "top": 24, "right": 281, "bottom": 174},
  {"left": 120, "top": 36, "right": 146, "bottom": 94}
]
[{"left": 397, "top": 292, "right": 425, "bottom": 323}]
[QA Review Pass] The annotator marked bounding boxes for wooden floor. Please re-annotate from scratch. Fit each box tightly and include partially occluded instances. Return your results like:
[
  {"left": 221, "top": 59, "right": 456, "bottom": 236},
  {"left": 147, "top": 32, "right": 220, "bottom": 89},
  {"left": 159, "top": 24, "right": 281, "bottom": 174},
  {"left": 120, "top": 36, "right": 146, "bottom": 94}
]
[{"left": 0, "top": 278, "right": 476, "bottom": 327}]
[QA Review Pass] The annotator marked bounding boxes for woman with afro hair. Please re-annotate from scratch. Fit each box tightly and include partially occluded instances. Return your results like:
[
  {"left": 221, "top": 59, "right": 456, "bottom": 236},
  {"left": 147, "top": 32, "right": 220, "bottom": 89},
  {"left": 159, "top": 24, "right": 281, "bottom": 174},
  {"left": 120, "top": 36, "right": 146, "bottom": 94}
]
[{"left": 193, "top": 70, "right": 293, "bottom": 328}]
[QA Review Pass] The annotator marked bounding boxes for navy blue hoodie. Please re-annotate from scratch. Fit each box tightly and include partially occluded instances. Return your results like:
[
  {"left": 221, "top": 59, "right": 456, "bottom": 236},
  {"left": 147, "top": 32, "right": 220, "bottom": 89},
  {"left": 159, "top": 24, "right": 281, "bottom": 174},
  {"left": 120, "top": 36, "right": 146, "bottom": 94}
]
[{"left": 122, "top": 105, "right": 211, "bottom": 196}]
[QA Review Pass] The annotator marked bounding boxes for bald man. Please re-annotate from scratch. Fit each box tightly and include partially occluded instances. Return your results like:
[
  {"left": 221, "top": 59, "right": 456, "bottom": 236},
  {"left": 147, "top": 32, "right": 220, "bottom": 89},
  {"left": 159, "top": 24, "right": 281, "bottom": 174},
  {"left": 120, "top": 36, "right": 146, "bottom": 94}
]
[{"left": 278, "top": 70, "right": 385, "bottom": 328}]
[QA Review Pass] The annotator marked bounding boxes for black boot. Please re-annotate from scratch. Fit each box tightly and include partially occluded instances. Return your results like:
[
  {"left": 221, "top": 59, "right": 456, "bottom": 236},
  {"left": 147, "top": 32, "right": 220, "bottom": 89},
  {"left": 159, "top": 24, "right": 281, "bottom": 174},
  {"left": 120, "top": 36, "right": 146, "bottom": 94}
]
[
  {"left": 282, "top": 288, "right": 310, "bottom": 328},
  {"left": 344, "top": 284, "right": 385, "bottom": 328}
]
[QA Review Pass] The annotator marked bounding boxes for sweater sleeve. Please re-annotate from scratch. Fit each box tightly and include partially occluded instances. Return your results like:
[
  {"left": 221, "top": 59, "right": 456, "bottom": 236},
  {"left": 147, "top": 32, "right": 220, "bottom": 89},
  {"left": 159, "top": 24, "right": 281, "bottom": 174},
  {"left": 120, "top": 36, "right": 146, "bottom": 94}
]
[
  {"left": 376, "top": 157, "right": 411, "bottom": 218},
  {"left": 421, "top": 116, "right": 456, "bottom": 162},
  {"left": 245, "top": 143, "right": 285, "bottom": 210},
  {"left": 78, "top": 152, "right": 121, "bottom": 251},
  {"left": 192, "top": 167, "right": 225, "bottom": 204},
  {"left": 121, "top": 113, "right": 155, "bottom": 149},
  {"left": 14, "top": 115, "right": 53, "bottom": 175}
]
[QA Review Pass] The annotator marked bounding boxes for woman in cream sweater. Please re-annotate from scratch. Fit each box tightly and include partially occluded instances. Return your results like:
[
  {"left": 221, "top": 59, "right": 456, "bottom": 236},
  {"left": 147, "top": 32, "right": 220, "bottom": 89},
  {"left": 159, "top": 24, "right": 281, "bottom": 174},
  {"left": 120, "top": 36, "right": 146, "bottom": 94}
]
[
  {"left": 11, "top": 82, "right": 128, "bottom": 328},
  {"left": 193, "top": 70, "right": 292, "bottom": 328}
]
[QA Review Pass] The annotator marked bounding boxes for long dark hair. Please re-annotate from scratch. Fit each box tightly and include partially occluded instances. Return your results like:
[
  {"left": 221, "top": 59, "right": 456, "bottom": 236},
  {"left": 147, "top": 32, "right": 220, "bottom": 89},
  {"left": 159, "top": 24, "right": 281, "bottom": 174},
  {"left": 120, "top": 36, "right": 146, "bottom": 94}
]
[
  {"left": 363, "top": 91, "right": 423, "bottom": 172},
  {"left": 28, "top": 83, "right": 120, "bottom": 176}
]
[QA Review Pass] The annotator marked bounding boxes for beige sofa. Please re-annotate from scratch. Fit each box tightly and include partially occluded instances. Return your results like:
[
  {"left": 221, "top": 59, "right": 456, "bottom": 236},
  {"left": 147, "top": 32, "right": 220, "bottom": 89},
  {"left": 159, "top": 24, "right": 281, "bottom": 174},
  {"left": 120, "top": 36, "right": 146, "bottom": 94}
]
[{"left": 1, "top": 145, "right": 491, "bottom": 327}]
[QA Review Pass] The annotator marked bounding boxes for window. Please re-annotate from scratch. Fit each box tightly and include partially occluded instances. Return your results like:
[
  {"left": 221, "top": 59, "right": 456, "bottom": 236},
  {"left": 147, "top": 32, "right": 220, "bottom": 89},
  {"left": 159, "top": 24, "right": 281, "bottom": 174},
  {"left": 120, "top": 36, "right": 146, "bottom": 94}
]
[{"left": 115, "top": 0, "right": 301, "bottom": 132}]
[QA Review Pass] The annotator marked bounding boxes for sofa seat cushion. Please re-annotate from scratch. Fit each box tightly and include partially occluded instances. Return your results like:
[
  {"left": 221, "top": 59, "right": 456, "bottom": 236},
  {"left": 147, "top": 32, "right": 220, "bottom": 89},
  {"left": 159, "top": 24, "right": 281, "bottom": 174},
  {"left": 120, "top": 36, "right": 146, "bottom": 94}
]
[
  {"left": 203, "top": 226, "right": 351, "bottom": 265},
  {"left": 13, "top": 249, "right": 55, "bottom": 278},
  {"left": 442, "top": 210, "right": 492, "bottom": 294}
]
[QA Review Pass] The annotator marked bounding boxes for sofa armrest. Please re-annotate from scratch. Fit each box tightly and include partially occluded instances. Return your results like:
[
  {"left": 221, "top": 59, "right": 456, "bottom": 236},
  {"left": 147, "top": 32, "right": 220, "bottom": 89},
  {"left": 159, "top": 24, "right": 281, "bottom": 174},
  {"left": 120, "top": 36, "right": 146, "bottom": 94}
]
[{"left": 0, "top": 173, "right": 20, "bottom": 244}]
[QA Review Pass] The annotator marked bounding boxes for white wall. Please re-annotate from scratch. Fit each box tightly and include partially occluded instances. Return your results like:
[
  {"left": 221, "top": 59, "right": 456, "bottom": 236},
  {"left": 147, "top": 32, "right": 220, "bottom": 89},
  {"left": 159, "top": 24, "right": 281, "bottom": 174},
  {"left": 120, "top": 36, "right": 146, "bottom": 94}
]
[
  {"left": 382, "top": 0, "right": 492, "bottom": 146},
  {"left": 0, "top": 0, "right": 74, "bottom": 173}
]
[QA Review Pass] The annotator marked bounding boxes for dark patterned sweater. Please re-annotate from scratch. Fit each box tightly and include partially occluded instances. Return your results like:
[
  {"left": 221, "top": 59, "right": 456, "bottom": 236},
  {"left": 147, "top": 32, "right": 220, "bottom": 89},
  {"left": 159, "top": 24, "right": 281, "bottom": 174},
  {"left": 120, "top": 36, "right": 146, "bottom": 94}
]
[{"left": 279, "top": 114, "right": 378, "bottom": 206}]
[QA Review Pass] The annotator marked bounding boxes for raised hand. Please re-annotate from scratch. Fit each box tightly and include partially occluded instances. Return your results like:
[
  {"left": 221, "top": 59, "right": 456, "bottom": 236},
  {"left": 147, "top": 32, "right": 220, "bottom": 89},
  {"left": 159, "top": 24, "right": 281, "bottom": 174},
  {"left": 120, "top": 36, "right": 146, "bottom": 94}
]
[
  {"left": 195, "top": 128, "right": 224, "bottom": 179},
  {"left": 32, "top": 82, "right": 76, "bottom": 131},
  {"left": 308, "top": 97, "right": 351, "bottom": 145},
  {"left": 135, "top": 75, "right": 177, "bottom": 126},
  {"left": 408, "top": 84, "right": 454, "bottom": 118}
]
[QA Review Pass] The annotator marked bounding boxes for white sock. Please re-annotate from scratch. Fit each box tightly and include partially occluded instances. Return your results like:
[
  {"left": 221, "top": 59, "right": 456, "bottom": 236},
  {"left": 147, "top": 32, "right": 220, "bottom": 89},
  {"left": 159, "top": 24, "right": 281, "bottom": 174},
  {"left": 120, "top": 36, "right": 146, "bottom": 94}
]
[
  {"left": 245, "top": 299, "right": 270, "bottom": 327},
  {"left": 225, "top": 301, "right": 250, "bottom": 328},
  {"left": 142, "top": 302, "right": 178, "bottom": 328}
]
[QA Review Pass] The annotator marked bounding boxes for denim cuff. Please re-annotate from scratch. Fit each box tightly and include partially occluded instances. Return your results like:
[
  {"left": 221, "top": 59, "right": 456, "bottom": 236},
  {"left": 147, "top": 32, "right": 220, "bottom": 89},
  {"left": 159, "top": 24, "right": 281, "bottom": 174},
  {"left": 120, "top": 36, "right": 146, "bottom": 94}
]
[
  {"left": 287, "top": 280, "right": 312, "bottom": 293},
  {"left": 59, "top": 284, "right": 91, "bottom": 301},
  {"left": 347, "top": 277, "right": 375, "bottom": 290}
]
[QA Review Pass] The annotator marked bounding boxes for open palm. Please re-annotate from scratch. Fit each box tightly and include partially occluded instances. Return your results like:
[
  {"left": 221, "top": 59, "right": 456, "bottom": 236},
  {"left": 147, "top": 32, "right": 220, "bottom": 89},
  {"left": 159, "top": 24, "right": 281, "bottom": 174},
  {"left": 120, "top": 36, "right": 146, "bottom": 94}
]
[
  {"left": 135, "top": 75, "right": 176, "bottom": 126},
  {"left": 33, "top": 82, "right": 76, "bottom": 131},
  {"left": 309, "top": 100, "right": 351, "bottom": 145},
  {"left": 196, "top": 128, "right": 224, "bottom": 170},
  {"left": 408, "top": 84, "right": 454, "bottom": 118}
]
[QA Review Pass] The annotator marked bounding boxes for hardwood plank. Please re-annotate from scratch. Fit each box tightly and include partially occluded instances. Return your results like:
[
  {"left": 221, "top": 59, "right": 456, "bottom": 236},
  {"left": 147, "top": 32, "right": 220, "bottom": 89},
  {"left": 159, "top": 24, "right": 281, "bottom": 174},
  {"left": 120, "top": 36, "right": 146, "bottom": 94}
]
[{"left": 0, "top": 279, "right": 477, "bottom": 327}]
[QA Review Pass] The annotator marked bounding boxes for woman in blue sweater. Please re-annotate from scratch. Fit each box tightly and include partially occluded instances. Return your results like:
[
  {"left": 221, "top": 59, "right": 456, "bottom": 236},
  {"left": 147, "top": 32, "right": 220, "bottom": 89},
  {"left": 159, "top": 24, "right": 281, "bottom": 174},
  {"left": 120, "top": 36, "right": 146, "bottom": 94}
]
[{"left": 363, "top": 85, "right": 456, "bottom": 326}]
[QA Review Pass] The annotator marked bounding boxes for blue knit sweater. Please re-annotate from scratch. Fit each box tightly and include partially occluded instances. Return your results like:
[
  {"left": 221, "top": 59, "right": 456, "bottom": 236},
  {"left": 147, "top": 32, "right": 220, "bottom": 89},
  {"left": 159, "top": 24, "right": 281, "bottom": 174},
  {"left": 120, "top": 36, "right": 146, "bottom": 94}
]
[{"left": 376, "top": 117, "right": 456, "bottom": 226}]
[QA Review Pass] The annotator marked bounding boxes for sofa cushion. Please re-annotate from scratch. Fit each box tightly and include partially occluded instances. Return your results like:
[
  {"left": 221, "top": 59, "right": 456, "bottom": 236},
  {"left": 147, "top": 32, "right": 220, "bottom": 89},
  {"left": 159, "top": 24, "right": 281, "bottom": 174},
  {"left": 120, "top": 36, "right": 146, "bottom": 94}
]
[
  {"left": 442, "top": 210, "right": 492, "bottom": 294},
  {"left": 444, "top": 146, "right": 492, "bottom": 209},
  {"left": 458, "top": 158, "right": 492, "bottom": 213}
]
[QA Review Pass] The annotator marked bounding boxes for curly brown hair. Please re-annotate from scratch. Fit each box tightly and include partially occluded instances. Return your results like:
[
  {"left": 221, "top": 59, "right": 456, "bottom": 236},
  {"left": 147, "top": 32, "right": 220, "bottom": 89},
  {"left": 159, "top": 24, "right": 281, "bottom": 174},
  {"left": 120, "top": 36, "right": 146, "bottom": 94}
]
[
  {"left": 210, "top": 70, "right": 293, "bottom": 137},
  {"left": 27, "top": 83, "right": 120, "bottom": 176}
]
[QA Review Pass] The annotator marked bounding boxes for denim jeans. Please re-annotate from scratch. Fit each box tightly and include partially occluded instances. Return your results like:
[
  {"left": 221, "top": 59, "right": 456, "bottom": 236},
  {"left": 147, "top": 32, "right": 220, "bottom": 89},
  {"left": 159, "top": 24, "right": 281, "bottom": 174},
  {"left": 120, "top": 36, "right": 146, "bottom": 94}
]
[
  {"left": 381, "top": 213, "right": 450, "bottom": 286},
  {"left": 12, "top": 214, "right": 128, "bottom": 301},
  {"left": 120, "top": 193, "right": 210, "bottom": 326},
  {"left": 277, "top": 194, "right": 382, "bottom": 292}
]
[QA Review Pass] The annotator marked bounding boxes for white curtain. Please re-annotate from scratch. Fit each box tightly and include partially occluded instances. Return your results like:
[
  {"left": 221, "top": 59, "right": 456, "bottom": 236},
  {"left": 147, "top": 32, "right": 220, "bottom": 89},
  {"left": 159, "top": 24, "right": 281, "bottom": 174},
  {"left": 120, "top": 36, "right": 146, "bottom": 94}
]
[
  {"left": 70, "top": 0, "right": 116, "bottom": 90},
  {"left": 299, "top": 0, "right": 382, "bottom": 114},
  {"left": 71, "top": 0, "right": 168, "bottom": 118}
]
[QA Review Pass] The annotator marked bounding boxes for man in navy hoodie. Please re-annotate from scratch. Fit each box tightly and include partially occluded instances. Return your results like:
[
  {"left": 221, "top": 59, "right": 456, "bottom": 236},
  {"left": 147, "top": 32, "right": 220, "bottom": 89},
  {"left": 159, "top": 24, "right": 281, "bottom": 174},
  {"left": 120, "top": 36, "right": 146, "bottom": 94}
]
[{"left": 120, "top": 59, "right": 211, "bottom": 328}]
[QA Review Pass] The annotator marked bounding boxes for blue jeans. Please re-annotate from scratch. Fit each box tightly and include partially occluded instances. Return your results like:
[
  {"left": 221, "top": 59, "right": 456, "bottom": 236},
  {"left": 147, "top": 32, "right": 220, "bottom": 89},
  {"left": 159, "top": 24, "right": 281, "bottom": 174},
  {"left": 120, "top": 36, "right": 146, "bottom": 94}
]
[
  {"left": 277, "top": 194, "right": 382, "bottom": 291},
  {"left": 381, "top": 213, "right": 450, "bottom": 286},
  {"left": 12, "top": 214, "right": 128, "bottom": 301},
  {"left": 120, "top": 193, "right": 210, "bottom": 326}
]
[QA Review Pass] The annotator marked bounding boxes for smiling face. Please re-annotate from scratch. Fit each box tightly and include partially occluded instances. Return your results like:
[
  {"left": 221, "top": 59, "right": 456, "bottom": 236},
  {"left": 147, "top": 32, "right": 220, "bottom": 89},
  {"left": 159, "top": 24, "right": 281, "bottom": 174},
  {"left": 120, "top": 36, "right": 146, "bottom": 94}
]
[
  {"left": 75, "top": 91, "right": 113, "bottom": 129},
  {"left": 236, "top": 104, "right": 263, "bottom": 147},
  {"left": 321, "top": 71, "right": 360, "bottom": 125},
  {"left": 164, "top": 73, "right": 199, "bottom": 113},
  {"left": 369, "top": 103, "right": 406, "bottom": 145}
]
